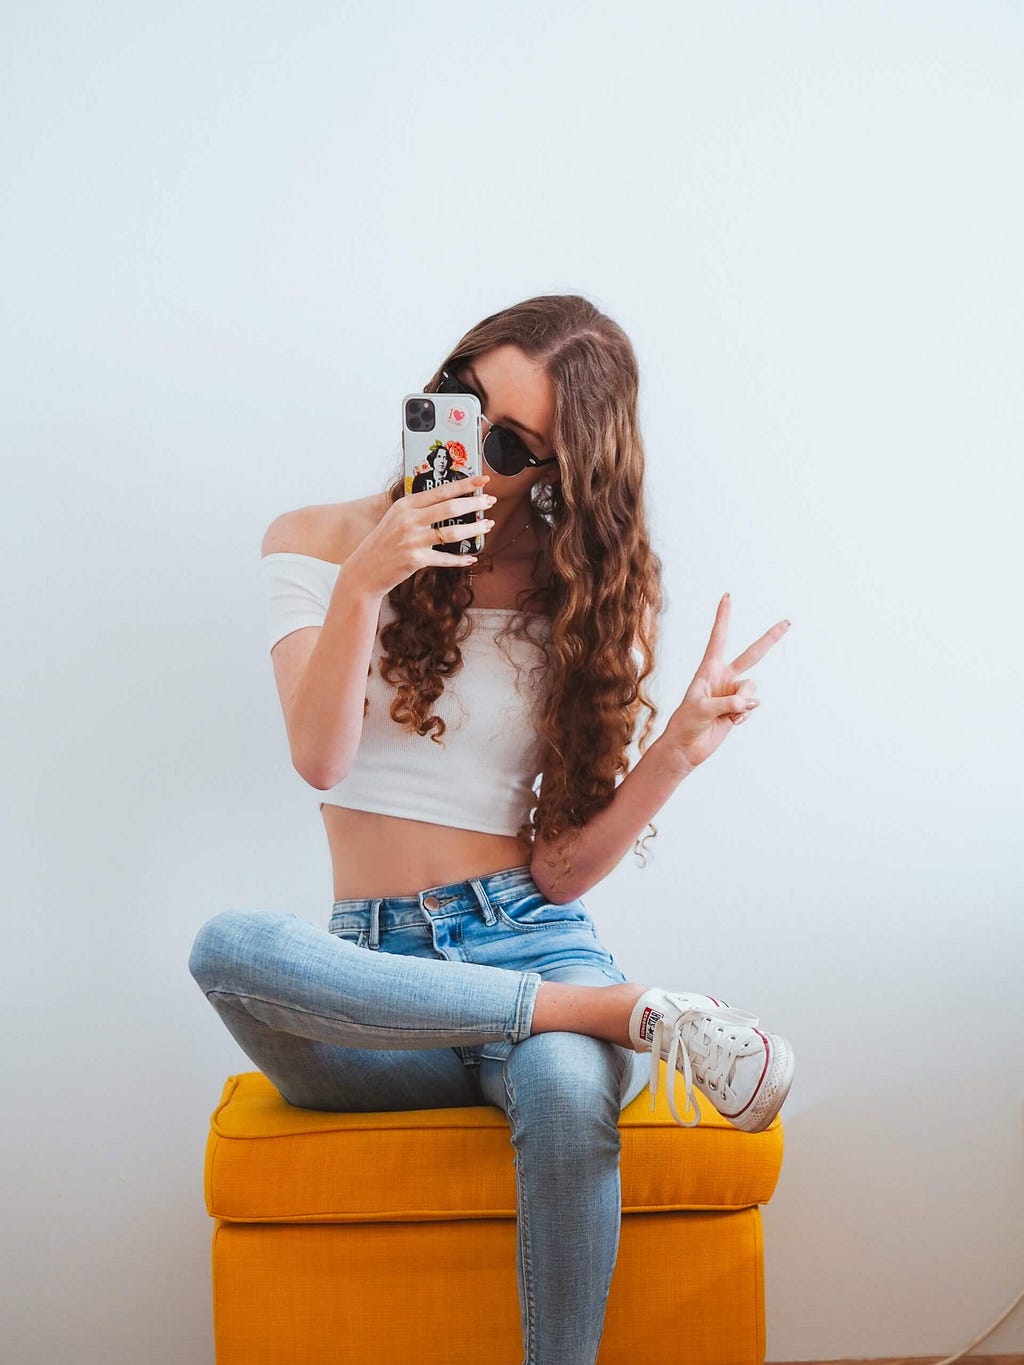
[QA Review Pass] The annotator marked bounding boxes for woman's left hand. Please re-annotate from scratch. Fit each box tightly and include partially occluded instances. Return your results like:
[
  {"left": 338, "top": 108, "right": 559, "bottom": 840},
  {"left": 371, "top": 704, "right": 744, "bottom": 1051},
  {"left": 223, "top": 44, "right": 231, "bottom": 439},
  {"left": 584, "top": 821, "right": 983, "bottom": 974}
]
[{"left": 660, "top": 593, "right": 790, "bottom": 770}]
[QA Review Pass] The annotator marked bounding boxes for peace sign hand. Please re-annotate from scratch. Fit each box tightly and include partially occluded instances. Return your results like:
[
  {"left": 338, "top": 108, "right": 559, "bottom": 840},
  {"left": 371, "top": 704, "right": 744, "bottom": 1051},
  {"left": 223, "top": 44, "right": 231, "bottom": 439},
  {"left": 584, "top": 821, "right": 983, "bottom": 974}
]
[{"left": 660, "top": 594, "right": 791, "bottom": 770}]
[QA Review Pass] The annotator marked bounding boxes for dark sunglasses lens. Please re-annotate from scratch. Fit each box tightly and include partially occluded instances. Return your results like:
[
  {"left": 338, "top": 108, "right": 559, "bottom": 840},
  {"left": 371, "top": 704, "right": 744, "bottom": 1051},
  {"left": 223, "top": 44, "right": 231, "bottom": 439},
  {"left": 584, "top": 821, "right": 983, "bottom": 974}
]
[{"left": 484, "top": 427, "right": 532, "bottom": 476}]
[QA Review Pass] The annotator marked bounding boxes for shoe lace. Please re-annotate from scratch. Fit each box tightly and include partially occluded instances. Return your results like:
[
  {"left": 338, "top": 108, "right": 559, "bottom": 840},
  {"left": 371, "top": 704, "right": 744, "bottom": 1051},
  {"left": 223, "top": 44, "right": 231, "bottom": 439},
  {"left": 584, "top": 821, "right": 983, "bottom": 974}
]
[{"left": 649, "top": 1005, "right": 758, "bottom": 1128}]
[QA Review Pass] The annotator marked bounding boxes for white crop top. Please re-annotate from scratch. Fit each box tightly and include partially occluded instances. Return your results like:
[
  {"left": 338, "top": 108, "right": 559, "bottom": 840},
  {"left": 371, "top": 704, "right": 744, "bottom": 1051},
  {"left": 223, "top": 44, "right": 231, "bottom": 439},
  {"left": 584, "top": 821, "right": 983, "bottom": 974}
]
[{"left": 261, "top": 553, "right": 553, "bottom": 837}]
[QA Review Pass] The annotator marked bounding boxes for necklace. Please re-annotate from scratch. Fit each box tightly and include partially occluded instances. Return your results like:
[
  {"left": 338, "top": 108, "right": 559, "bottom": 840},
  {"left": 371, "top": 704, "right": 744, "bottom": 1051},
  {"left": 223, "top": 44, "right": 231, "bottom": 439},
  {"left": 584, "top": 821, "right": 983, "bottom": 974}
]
[{"left": 467, "top": 512, "right": 534, "bottom": 580}]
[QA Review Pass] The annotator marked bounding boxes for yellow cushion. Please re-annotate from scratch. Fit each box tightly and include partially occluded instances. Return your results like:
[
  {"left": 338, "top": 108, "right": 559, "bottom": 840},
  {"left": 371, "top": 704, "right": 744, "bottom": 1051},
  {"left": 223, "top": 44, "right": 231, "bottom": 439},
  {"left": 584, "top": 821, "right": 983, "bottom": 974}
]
[{"left": 205, "top": 1065, "right": 783, "bottom": 1224}]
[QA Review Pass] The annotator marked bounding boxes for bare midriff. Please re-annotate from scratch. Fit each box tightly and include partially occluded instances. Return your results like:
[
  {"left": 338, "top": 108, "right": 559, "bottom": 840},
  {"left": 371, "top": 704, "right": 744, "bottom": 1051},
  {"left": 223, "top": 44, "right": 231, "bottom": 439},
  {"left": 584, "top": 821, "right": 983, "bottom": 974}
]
[{"left": 322, "top": 803, "right": 533, "bottom": 901}]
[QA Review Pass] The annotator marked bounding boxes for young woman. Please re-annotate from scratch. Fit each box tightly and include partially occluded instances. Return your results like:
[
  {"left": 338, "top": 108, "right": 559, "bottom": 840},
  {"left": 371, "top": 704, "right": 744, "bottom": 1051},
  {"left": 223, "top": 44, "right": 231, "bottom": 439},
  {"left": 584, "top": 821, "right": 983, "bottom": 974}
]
[{"left": 189, "top": 294, "right": 795, "bottom": 1365}]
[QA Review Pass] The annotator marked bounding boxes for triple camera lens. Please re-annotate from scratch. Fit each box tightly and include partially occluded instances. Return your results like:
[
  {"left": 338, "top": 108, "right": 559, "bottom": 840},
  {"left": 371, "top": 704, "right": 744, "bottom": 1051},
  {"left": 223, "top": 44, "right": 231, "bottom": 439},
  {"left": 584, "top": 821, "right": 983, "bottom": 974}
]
[{"left": 405, "top": 398, "right": 436, "bottom": 432}]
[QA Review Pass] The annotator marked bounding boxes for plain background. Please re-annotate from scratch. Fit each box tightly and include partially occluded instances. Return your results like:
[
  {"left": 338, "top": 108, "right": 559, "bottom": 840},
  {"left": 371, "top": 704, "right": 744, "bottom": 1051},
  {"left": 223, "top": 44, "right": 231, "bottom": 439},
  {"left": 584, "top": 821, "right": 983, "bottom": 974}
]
[{"left": 3, "top": 2, "right": 1022, "bottom": 1361}]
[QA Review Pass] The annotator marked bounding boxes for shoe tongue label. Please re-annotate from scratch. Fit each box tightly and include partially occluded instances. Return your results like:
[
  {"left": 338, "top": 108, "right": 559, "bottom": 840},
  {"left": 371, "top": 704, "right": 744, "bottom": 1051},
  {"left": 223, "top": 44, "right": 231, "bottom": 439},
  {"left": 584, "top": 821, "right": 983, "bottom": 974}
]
[{"left": 639, "top": 1006, "right": 664, "bottom": 1043}]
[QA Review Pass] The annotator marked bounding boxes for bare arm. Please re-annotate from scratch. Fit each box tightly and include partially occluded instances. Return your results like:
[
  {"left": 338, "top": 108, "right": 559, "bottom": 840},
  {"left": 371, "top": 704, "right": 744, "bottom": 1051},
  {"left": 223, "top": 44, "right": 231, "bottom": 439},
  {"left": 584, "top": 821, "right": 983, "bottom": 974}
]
[
  {"left": 264, "top": 511, "right": 386, "bottom": 789},
  {"left": 529, "top": 739, "right": 695, "bottom": 904},
  {"left": 530, "top": 592, "right": 786, "bottom": 902},
  {"left": 264, "top": 477, "right": 495, "bottom": 788}
]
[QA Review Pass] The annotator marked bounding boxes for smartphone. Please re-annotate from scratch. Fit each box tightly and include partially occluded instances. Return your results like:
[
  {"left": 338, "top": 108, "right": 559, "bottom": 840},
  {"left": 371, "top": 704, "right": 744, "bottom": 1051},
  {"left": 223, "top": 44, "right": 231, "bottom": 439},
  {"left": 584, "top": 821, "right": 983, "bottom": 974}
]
[{"left": 402, "top": 387, "right": 485, "bottom": 554}]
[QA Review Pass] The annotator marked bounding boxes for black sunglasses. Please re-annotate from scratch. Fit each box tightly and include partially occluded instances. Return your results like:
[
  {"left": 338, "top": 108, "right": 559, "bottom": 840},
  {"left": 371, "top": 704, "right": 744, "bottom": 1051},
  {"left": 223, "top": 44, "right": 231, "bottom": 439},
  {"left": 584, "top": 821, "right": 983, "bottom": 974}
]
[{"left": 438, "top": 368, "right": 559, "bottom": 478}]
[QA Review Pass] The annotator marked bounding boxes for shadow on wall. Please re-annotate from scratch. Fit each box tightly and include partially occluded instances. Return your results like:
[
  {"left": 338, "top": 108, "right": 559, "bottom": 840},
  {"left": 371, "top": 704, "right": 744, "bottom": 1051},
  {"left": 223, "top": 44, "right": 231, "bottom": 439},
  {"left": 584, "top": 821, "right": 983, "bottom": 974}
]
[{"left": 761, "top": 1085, "right": 1024, "bottom": 1360}]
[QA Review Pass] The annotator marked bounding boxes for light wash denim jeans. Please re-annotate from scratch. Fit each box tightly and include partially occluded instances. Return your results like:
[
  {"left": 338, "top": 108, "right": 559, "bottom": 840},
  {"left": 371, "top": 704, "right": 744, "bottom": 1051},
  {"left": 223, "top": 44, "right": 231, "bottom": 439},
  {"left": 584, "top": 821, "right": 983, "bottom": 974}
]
[{"left": 188, "top": 861, "right": 650, "bottom": 1365}]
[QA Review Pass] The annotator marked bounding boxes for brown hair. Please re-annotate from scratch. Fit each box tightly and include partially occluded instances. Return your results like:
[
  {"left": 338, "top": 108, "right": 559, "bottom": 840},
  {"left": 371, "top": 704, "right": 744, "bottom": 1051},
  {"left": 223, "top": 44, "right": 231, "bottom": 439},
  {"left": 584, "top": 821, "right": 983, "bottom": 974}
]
[{"left": 376, "top": 293, "right": 663, "bottom": 895}]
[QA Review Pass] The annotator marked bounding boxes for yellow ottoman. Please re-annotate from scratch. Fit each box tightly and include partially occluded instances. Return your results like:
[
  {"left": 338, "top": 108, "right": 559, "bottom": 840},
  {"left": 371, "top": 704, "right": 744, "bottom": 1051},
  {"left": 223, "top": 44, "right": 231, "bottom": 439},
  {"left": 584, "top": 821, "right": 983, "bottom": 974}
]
[{"left": 202, "top": 1065, "right": 784, "bottom": 1364}]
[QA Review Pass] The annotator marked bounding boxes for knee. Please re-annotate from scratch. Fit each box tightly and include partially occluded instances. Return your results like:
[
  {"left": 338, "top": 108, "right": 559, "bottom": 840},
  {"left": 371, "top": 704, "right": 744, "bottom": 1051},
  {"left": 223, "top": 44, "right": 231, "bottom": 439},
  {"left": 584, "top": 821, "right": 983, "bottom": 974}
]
[
  {"left": 187, "top": 909, "right": 296, "bottom": 993},
  {"left": 504, "top": 1032, "right": 625, "bottom": 1152}
]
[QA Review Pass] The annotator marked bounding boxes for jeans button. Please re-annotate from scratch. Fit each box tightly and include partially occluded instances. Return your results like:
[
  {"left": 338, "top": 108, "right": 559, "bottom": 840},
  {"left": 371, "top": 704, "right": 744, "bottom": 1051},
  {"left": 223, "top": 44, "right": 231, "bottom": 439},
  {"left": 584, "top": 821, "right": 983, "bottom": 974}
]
[{"left": 423, "top": 894, "right": 440, "bottom": 910}]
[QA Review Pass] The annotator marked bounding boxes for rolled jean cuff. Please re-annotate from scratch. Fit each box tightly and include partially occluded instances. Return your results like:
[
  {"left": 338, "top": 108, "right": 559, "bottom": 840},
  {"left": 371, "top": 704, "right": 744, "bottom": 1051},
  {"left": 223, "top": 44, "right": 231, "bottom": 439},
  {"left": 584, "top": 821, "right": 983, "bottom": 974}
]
[{"left": 514, "top": 970, "right": 543, "bottom": 1043}]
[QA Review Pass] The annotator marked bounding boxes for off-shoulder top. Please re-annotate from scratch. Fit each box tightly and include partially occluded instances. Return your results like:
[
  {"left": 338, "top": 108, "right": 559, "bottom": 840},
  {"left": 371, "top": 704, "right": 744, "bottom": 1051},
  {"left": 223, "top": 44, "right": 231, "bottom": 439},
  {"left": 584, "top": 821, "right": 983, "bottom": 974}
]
[{"left": 260, "top": 552, "right": 552, "bottom": 837}]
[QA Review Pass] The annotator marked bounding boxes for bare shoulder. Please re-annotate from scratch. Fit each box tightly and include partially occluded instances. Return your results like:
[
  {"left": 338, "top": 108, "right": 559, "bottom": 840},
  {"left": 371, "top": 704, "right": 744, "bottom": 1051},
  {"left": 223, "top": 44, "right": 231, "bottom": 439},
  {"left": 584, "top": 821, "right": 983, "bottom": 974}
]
[{"left": 261, "top": 491, "right": 392, "bottom": 564}]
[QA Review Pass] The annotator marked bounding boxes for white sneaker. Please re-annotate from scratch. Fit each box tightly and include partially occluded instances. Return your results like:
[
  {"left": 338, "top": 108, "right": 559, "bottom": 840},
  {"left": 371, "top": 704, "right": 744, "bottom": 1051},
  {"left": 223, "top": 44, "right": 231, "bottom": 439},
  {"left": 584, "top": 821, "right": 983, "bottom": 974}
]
[{"left": 627, "top": 988, "right": 795, "bottom": 1132}]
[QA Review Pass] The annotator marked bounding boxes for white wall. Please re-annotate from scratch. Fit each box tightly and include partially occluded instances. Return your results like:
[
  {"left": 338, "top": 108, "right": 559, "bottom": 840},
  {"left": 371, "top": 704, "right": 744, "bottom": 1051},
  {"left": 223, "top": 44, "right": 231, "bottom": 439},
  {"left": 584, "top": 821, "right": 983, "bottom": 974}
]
[{"left": 3, "top": 2, "right": 1021, "bottom": 1361}]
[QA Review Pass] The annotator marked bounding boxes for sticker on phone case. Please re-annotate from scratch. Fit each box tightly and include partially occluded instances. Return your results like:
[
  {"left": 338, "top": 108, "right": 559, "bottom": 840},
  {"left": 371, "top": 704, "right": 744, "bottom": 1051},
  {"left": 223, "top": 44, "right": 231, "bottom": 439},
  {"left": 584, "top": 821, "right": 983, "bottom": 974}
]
[
  {"left": 410, "top": 440, "right": 472, "bottom": 496},
  {"left": 445, "top": 406, "right": 468, "bottom": 430}
]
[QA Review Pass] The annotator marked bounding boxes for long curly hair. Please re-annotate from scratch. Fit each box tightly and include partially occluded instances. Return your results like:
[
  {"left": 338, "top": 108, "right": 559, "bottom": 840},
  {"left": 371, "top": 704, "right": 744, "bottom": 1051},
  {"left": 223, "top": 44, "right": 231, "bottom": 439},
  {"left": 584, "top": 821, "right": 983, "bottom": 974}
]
[{"left": 376, "top": 293, "right": 664, "bottom": 895}]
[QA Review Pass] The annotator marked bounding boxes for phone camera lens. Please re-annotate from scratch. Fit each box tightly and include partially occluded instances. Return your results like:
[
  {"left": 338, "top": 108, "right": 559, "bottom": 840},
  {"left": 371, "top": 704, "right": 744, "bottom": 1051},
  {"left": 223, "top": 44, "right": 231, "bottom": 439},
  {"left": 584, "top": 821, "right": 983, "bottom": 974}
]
[{"left": 405, "top": 397, "right": 435, "bottom": 432}]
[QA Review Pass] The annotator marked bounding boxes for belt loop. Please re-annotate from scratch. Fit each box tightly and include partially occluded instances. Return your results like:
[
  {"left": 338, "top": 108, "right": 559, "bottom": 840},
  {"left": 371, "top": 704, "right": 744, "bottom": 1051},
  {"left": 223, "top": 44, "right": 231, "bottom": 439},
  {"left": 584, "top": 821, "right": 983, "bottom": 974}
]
[
  {"left": 368, "top": 898, "right": 382, "bottom": 950},
  {"left": 469, "top": 877, "right": 497, "bottom": 925}
]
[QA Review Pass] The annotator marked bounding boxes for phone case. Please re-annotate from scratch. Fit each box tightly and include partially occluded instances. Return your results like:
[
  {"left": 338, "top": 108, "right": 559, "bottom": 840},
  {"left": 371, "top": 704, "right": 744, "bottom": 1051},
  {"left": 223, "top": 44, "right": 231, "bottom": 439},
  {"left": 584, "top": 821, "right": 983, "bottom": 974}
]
[{"left": 402, "top": 388, "right": 485, "bottom": 554}]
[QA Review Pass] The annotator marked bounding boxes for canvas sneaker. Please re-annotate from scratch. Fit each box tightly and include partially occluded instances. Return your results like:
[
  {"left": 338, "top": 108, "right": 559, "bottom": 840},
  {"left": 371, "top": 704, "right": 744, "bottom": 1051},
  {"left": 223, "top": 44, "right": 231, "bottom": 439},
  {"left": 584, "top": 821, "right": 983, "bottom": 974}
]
[{"left": 627, "top": 988, "right": 795, "bottom": 1132}]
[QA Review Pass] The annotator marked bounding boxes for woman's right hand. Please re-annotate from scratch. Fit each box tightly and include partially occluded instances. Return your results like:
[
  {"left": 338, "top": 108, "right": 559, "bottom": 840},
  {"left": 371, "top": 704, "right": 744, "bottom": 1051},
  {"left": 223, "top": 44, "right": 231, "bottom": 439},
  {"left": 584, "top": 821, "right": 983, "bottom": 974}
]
[{"left": 344, "top": 475, "right": 497, "bottom": 597}]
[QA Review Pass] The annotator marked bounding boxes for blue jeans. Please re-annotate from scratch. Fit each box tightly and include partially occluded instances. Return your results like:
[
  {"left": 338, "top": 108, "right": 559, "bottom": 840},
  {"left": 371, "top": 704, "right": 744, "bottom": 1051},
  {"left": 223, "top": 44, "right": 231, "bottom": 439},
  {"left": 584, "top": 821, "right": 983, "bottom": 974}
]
[{"left": 188, "top": 862, "right": 650, "bottom": 1365}]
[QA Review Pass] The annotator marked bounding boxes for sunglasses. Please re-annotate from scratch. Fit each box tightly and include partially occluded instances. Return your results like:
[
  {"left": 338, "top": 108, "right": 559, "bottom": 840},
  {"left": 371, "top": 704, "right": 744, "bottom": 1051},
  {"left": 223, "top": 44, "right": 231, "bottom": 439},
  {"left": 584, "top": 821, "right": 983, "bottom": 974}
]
[{"left": 438, "top": 368, "right": 559, "bottom": 478}]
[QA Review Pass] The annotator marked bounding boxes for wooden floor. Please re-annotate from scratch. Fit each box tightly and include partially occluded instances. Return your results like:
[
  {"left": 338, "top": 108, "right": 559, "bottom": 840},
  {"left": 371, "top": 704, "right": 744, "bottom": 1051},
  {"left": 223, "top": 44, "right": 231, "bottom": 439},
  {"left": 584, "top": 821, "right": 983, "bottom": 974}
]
[{"left": 769, "top": 1356, "right": 1024, "bottom": 1364}]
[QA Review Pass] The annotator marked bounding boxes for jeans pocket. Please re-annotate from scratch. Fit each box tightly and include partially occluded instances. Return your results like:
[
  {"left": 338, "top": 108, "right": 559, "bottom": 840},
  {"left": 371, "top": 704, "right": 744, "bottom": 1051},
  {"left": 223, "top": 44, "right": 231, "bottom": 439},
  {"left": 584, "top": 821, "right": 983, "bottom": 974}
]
[{"left": 491, "top": 888, "right": 598, "bottom": 936}]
